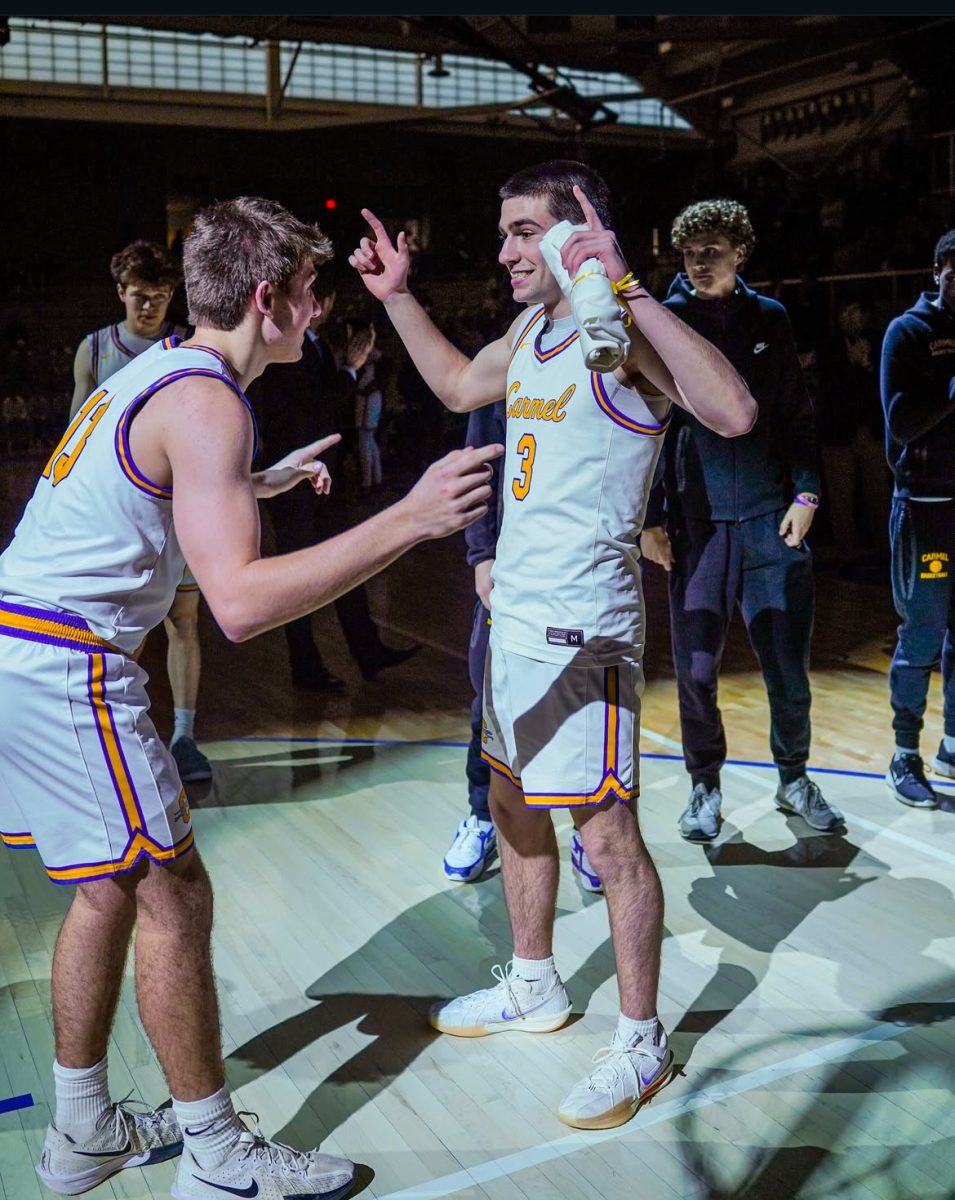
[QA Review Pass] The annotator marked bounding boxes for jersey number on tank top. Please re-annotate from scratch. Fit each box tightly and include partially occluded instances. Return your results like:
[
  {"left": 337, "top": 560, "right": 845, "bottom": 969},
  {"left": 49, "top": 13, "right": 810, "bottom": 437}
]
[
  {"left": 43, "top": 390, "right": 112, "bottom": 486},
  {"left": 512, "top": 433, "right": 537, "bottom": 501}
]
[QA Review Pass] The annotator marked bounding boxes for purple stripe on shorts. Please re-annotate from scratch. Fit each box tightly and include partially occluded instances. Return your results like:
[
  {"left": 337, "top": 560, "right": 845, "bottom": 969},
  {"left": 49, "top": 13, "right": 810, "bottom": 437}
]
[
  {"left": 87, "top": 654, "right": 136, "bottom": 840},
  {"left": 0, "top": 599, "right": 92, "bottom": 631}
]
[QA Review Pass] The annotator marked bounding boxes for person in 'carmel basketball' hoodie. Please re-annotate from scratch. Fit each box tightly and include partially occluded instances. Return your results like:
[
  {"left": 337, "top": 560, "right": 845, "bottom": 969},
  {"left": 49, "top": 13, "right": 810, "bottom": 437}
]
[{"left": 881, "top": 228, "right": 955, "bottom": 810}]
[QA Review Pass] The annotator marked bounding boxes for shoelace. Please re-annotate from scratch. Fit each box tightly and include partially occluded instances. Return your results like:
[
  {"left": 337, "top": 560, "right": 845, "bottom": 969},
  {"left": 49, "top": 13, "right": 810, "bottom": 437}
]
[
  {"left": 586, "top": 1037, "right": 661, "bottom": 1090},
  {"left": 97, "top": 1094, "right": 171, "bottom": 1146},
  {"left": 802, "top": 781, "right": 839, "bottom": 817},
  {"left": 489, "top": 962, "right": 524, "bottom": 1015},
  {"left": 235, "top": 1112, "right": 320, "bottom": 1175}
]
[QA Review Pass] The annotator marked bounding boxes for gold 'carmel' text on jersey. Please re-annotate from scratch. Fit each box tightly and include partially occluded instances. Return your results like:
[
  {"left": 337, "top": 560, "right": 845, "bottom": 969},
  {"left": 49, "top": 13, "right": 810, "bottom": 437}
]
[{"left": 490, "top": 306, "right": 671, "bottom": 666}]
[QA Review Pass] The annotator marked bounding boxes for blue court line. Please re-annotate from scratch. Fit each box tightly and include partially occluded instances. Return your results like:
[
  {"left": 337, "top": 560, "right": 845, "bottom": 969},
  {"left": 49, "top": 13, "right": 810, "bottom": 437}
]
[
  {"left": 227, "top": 736, "right": 955, "bottom": 788},
  {"left": 0, "top": 1093, "right": 34, "bottom": 1115}
]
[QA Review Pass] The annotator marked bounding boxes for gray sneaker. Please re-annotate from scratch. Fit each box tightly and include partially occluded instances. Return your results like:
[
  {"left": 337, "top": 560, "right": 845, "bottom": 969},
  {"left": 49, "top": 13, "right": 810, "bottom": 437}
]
[
  {"left": 776, "top": 776, "right": 844, "bottom": 832},
  {"left": 678, "top": 783, "right": 722, "bottom": 842}
]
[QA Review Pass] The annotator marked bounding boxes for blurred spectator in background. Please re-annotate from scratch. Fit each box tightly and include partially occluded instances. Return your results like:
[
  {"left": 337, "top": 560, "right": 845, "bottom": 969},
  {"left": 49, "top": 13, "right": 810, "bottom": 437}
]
[{"left": 817, "top": 299, "right": 892, "bottom": 561}]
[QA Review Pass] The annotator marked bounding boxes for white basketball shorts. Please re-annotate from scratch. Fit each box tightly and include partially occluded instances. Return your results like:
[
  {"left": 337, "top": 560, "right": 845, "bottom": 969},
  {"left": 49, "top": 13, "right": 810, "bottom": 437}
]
[{"left": 481, "top": 630, "right": 642, "bottom": 809}]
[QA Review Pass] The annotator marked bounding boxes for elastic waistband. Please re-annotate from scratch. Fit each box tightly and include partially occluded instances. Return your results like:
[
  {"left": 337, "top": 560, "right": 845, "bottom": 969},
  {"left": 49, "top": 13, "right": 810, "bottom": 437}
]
[{"left": 0, "top": 600, "right": 122, "bottom": 654}]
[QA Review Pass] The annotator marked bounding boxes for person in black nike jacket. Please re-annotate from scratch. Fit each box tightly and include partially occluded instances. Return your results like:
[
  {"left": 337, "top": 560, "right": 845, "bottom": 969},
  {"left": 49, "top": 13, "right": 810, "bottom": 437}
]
[{"left": 641, "top": 198, "right": 844, "bottom": 841}]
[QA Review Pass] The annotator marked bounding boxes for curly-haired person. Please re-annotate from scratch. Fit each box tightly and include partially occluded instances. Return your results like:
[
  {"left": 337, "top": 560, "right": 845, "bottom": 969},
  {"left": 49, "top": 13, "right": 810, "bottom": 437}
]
[{"left": 641, "top": 198, "right": 845, "bottom": 841}]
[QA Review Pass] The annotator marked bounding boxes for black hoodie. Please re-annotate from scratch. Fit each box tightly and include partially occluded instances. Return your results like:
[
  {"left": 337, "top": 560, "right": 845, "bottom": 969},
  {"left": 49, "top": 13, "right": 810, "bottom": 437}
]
[
  {"left": 880, "top": 291, "right": 955, "bottom": 499},
  {"left": 645, "top": 273, "right": 819, "bottom": 527}
]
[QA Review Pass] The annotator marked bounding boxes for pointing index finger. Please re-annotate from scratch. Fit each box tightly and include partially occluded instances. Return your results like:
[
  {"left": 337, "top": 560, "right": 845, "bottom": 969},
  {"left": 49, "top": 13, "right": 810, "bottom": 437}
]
[
  {"left": 573, "top": 185, "right": 602, "bottom": 231},
  {"left": 361, "top": 208, "right": 389, "bottom": 242}
]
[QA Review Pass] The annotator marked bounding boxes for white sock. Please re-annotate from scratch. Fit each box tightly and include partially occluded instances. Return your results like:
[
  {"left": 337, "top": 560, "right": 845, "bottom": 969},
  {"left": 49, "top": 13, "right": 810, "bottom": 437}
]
[
  {"left": 173, "top": 1084, "right": 243, "bottom": 1170},
  {"left": 894, "top": 745, "right": 918, "bottom": 760},
  {"left": 943, "top": 735, "right": 955, "bottom": 754},
  {"left": 617, "top": 1013, "right": 666, "bottom": 1048},
  {"left": 172, "top": 708, "right": 196, "bottom": 745},
  {"left": 511, "top": 954, "right": 557, "bottom": 987},
  {"left": 53, "top": 1056, "right": 111, "bottom": 1140}
]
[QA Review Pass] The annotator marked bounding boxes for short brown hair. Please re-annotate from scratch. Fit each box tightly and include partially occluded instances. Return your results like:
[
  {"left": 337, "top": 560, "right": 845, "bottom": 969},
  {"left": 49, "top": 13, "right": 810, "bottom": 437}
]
[
  {"left": 183, "top": 196, "right": 333, "bottom": 331},
  {"left": 499, "top": 160, "right": 613, "bottom": 228},
  {"left": 109, "top": 240, "right": 182, "bottom": 290},
  {"left": 671, "top": 199, "right": 756, "bottom": 264}
]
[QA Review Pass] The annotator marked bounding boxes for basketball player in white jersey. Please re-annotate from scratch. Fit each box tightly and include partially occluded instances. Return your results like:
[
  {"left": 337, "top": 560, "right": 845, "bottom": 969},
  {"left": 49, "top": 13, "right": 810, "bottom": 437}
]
[
  {"left": 350, "top": 161, "right": 755, "bottom": 1129},
  {"left": 71, "top": 240, "right": 213, "bottom": 786},
  {"left": 0, "top": 196, "right": 501, "bottom": 1197}
]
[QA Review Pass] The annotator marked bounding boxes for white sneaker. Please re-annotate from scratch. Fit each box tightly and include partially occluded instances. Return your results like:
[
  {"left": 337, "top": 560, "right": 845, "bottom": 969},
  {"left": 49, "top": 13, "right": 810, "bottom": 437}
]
[
  {"left": 443, "top": 815, "right": 497, "bottom": 882},
  {"left": 35, "top": 1101, "right": 182, "bottom": 1195},
  {"left": 171, "top": 1119, "right": 354, "bottom": 1200},
  {"left": 429, "top": 960, "right": 572, "bottom": 1037},
  {"left": 558, "top": 1029, "right": 674, "bottom": 1130},
  {"left": 568, "top": 827, "right": 603, "bottom": 893}
]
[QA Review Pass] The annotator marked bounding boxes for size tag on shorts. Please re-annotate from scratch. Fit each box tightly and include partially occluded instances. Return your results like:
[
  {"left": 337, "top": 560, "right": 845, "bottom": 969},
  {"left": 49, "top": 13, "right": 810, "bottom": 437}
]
[{"left": 546, "top": 626, "right": 585, "bottom": 647}]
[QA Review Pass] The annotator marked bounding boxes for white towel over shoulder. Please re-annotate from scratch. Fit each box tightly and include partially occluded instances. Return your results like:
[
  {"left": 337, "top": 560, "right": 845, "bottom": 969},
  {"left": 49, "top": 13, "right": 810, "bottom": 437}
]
[{"left": 539, "top": 220, "right": 630, "bottom": 374}]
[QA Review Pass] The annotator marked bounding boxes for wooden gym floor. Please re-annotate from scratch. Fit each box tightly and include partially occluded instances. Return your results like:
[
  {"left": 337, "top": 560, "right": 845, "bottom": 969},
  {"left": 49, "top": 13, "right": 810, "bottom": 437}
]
[{"left": 1, "top": 459, "right": 953, "bottom": 1200}]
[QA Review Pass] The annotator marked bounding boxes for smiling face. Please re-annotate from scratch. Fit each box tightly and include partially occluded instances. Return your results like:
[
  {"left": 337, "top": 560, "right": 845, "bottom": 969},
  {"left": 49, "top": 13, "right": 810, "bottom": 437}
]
[
  {"left": 497, "top": 194, "right": 567, "bottom": 316},
  {"left": 680, "top": 233, "right": 744, "bottom": 301},
  {"left": 118, "top": 278, "right": 174, "bottom": 338}
]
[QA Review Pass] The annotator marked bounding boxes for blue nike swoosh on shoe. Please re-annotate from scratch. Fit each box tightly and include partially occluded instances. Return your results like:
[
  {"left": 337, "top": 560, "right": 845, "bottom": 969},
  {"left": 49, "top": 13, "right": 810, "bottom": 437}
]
[
  {"left": 74, "top": 1139, "right": 132, "bottom": 1158},
  {"left": 193, "top": 1178, "right": 259, "bottom": 1198},
  {"left": 499, "top": 996, "right": 556, "bottom": 1021}
]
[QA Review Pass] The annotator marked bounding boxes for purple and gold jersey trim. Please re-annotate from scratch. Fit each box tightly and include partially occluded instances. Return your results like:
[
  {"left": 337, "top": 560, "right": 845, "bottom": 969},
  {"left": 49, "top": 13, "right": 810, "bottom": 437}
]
[
  {"left": 114, "top": 360, "right": 259, "bottom": 499},
  {"left": 0, "top": 830, "right": 35, "bottom": 848},
  {"left": 534, "top": 325, "right": 579, "bottom": 363},
  {"left": 481, "top": 666, "right": 638, "bottom": 809},
  {"left": 0, "top": 601, "right": 122, "bottom": 655},
  {"left": 110, "top": 322, "right": 140, "bottom": 360},
  {"left": 591, "top": 373, "right": 671, "bottom": 436},
  {"left": 46, "top": 827, "right": 195, "bottom": 884},
  {"left": 507, "top": 308, "right": 547, "bottom": 368}
]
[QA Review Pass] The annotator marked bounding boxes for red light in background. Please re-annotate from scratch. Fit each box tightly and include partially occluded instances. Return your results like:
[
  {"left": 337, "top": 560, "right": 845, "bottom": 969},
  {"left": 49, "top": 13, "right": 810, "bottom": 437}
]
[{"left": 325, "top": 198, "right": 338, "bottom": 211}]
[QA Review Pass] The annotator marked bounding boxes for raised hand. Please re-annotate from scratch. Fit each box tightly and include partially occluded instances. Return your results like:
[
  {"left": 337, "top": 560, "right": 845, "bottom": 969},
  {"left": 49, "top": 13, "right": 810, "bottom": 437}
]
[
  {"left": 348, "top": 208, "right": 411, "bottom": 302},
  {"left": 402, "top": 443, "right": 505, "bottom": 540},
  {"left": 560, "top": 184, "right": 630, "bottom": 284},
  {"left": 254, "top": 433, "right": 341, "bottom": 499}
]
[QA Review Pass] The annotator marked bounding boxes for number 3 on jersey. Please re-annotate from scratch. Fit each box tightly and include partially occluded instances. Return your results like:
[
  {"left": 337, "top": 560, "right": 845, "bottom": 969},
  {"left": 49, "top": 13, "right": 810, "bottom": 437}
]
[
  {"left": 512, "top": 433, "right": 537, "bottom": 501},
  {"left": 43, "top": 390, "right": 111, "bottom": 486}
]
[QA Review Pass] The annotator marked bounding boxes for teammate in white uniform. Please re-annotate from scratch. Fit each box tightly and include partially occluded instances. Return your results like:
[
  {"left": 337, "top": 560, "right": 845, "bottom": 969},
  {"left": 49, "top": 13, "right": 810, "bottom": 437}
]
[
  {"left": 0, "top": 196, "right": 501, "bottom": 1198},
  {"left": 351, "top": 160, "right": 755, "bottom": 1130},
  {"left": 71, "top": 241, "right": 212, "bottom": 785}
]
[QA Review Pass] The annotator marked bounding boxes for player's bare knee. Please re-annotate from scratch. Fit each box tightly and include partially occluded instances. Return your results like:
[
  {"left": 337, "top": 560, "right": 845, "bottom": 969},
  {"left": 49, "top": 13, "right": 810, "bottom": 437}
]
[
  {"left": 135, "top": 851, "right": 213, "bottom": 935},
  {"left": 73, "top": 872, "right": 139, "bottom": 922},
  {"left": 576, "top": 802, "right": 643, "bottom": 875}
]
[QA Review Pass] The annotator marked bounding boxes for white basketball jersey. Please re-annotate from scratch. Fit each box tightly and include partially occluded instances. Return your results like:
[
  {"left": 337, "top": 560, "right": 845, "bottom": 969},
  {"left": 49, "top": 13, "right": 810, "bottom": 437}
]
[
  {"left": 0, "top": 337, "right": 256, "bottom": 652},
  {"left": 88, "top": 321, "right": 187, "bottom": 386},
  {"left": 491, "top": 306, "right": 670, "bottom": 666}
]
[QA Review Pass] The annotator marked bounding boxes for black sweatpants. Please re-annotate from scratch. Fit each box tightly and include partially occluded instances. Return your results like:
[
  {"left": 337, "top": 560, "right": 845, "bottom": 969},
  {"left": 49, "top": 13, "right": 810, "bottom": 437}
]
[{"left": 668, "top": 509, "right": 815, "bottom": 788}]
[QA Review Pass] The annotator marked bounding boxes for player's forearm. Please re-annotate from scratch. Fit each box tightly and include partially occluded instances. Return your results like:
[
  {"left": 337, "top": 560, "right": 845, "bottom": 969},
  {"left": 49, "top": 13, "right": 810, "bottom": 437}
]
[
  {"left": 628, "top": 292, "right": 756, "bottom": 436},
  {"left": 382, "top": 292, "right": 474, "bottom": 412},
  {"left": 212, "top": 501, "right": 422, "bottom": 642}
]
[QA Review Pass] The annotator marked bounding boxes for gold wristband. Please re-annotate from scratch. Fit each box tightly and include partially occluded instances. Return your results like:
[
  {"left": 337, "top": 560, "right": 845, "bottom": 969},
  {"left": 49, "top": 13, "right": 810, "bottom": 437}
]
[{"left": 611, "top": 271, "right": 641, "bottom": 295}]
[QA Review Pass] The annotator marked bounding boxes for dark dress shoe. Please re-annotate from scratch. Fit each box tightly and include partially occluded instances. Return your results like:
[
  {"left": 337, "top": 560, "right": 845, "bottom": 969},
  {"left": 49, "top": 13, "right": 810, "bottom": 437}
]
[
  {"left": 359, "top": 642, "right": 422, "bottom": 681},
  {"left": 291, "top": 668, "right": 347, "bottom": 694}
]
